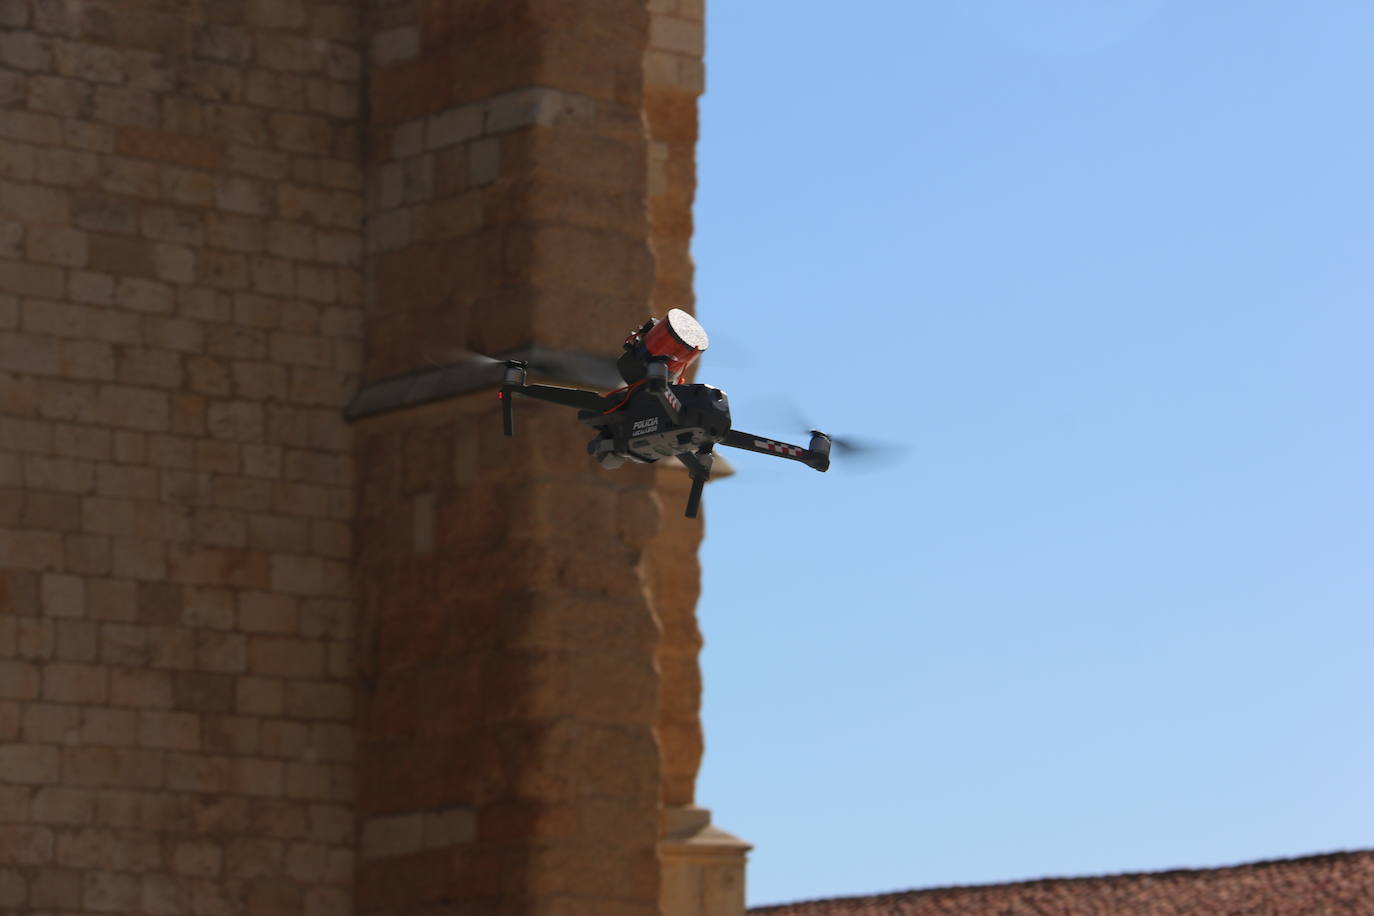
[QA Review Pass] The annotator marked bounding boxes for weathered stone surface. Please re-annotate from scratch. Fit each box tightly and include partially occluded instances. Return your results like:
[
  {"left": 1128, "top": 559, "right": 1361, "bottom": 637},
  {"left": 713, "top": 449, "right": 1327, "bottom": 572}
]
[
  {"left": 0, "top": 0, "right": 363, "bottom": 907},
  {"left": 357, "top": 2, "right": 664, "bottom": 878},
  {"left": 2, "top": 0, "right": 719, "bottom": 913}
]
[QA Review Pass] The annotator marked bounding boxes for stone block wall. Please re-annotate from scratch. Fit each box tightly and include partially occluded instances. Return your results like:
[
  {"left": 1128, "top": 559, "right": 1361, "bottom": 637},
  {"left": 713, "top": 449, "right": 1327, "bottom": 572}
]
[
  {"left": 355, "top": 3, "right": 670, "bottom": 912},
  {"left": 0, "top": 1, "right": 363, "bottom": 912},
  {"left": 0, "top": 0, "right": 727, "bottom": 913},
  {"left": 644, "top": 0, "right": 706, "bottom": 815}
]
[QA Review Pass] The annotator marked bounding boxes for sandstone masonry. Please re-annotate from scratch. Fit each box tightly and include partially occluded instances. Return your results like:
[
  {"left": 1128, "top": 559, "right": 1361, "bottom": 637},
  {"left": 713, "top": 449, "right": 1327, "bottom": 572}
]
[
  {"left": 2, "top": 1, "right": 361, "bottom": 913},
  {"left": 0, "top": 1, "right": 727, "bottom": 913}
]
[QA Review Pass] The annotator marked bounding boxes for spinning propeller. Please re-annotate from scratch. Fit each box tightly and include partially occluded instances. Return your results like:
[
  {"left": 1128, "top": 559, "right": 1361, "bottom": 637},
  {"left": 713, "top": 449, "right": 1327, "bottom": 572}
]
[{"left": 745, "top": 397, "right": 905, "bottom": 471}]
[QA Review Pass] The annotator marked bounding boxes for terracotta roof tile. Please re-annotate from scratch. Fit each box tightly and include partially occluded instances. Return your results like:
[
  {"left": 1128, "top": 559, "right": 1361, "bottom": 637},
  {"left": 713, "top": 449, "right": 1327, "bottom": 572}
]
[{"left": 750, "top": 850, "right": 1374, "bottom": 915}]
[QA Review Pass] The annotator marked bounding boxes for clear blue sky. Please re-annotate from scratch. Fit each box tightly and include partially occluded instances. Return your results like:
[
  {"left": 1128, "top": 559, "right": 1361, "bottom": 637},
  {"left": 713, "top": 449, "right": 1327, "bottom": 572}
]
[{"left": 691, "top": 1, "right": 1374, "bottom": 907}]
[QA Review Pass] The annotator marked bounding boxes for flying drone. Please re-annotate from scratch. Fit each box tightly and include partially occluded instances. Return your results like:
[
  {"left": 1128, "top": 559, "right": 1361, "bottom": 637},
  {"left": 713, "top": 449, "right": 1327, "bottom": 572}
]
[{"left": 499, "top": 309, "right": 833, "bottom": 518}]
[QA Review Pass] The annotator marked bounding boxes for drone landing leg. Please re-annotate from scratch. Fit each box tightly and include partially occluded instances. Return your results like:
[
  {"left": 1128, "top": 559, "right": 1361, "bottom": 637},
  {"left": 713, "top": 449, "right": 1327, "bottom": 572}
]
[
  {"left": 685, "top": 476, "right": 705, "bottom": 519},
  {"left": 678, "top": 444, "right": 714, "bottom": 519},
  {"left": 501, "top": 390, "right": 514, "bottom": 436},
  {"left": 500, "top": 361, "right": 526, "bottom": 437}
]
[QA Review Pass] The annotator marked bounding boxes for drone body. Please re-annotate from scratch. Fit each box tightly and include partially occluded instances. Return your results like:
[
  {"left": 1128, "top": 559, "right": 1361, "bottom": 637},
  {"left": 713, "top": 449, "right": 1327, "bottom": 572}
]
[{"left": 501, "top": 309, "right": 831, "bottom": 517}]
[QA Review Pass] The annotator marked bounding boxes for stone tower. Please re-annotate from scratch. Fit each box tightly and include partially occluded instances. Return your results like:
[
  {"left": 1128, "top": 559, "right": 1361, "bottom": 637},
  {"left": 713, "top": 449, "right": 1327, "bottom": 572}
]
[{"left": 0, "top": 0, "right": 744, "bottom": 913}]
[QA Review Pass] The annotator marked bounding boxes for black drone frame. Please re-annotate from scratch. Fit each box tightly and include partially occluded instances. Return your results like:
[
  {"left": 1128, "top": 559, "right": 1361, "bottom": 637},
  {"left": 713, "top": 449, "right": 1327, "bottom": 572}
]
[{"left": 500, "top": 358, "right": 830, "bottom": 518}]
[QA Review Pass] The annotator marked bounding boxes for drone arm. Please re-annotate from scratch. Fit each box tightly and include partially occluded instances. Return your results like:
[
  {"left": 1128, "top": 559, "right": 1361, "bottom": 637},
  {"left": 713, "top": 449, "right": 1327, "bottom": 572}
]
[
  {"left": 502, "top": 381, "right": 611, "bottom": 436},
  {"left": 512, "top": 383, "right": 609, "bottom": 412},
  {"left": 721, "top": 429, "right": 830, "bottom": 472},
  {"left": 501, "top": 382, "right": 608, "bottom": 436}
]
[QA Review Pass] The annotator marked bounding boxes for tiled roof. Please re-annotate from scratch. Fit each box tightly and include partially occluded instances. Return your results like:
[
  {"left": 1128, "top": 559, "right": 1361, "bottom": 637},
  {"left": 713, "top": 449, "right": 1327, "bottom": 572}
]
[{"left": 750, "top": 850, "right": 1374, "bottom": 915}]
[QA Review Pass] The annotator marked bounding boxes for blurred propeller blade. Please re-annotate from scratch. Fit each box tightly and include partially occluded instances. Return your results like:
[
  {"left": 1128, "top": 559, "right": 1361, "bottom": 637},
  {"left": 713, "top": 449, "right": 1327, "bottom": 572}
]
[
  {"left": 428, "top": 345, "right": 623, "bottom": 389},
  {"left": 693, "top": 329, "right": 754, "bottom": 371},
  {"left": 825, "top": 434, "right": 890, "bottom": 457},
  {"left": 421, "top": 346, "right": 503, "bottom": 370},
  {"left": 743, "top": 395, "right": 910, "bottom": 471}
]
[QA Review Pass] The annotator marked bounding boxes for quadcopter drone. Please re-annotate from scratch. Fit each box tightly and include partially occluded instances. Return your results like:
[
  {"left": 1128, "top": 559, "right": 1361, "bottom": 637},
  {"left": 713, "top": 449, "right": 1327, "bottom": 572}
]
[{"left": 499, "top": 309, "right": 831, "bottom": 518}]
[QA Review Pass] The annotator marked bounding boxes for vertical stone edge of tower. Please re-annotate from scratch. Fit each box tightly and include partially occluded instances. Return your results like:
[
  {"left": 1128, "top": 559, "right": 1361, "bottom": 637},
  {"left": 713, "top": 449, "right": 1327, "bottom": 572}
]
[
  {"left": 356, "top": 1, "right": 665, "bottom": 914},
  {"left": 644, "top": 1, "right": 753, "bottom": 914}
]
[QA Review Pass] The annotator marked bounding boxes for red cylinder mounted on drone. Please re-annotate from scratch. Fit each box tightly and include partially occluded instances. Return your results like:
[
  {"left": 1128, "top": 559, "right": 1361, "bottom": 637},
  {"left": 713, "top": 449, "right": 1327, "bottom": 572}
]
[{"left": 618, "top": 308, "right": 709, "bottom": 384}]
